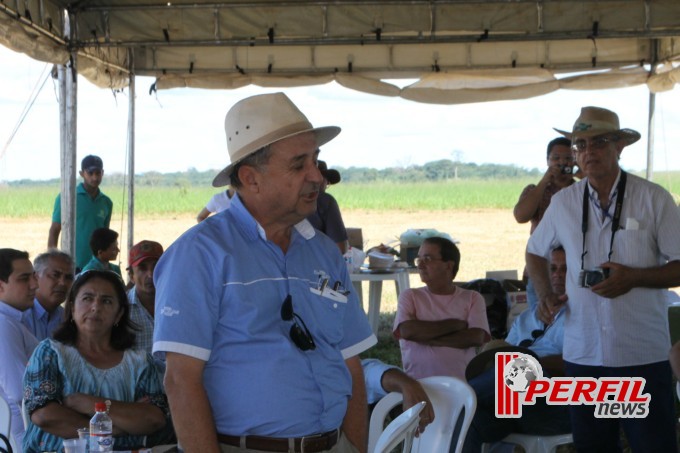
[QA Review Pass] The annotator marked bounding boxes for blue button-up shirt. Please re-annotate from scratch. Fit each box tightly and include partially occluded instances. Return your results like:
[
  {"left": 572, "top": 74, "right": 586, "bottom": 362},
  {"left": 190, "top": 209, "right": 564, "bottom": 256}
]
[
  {"left": 153, "top": 194, "right": 376, "bottom": 437},
  {"left": 21, "top": 298, "right": 64, "bottom": 341},
  {"left": 0, "top": 301, "right": 39, "bottom": 449}
]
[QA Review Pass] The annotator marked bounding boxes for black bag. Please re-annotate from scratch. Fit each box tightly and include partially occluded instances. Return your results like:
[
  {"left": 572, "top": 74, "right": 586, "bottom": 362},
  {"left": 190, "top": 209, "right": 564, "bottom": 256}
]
[{"left": 460, "top": 278, "right": 508, "bottom": 339}]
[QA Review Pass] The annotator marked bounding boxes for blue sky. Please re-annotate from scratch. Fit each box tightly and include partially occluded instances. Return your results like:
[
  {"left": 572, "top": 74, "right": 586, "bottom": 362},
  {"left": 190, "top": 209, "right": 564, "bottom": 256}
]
[{"left": 2, "top": 45, "right": 680, "bottom": 182}]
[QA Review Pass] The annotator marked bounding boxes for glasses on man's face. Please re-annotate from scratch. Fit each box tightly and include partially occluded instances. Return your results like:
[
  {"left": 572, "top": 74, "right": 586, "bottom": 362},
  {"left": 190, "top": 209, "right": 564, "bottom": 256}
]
[
  {"left": 519, "top": 328, "right": 545, "bottom": 348},
  {"left": 571, "top": 136, "right": 617, "bottom": 154},
  {"left": 281, "top": 295, "right": 316, "bottom": 351},
  {"left": 414, "top": 256, "right": 444, "bottom": 267}
]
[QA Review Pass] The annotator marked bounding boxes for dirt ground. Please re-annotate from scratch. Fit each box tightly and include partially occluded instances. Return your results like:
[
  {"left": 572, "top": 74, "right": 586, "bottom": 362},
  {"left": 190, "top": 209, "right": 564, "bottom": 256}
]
[{"left": 1, "top": 208, "right": 530, "bottom": 313}]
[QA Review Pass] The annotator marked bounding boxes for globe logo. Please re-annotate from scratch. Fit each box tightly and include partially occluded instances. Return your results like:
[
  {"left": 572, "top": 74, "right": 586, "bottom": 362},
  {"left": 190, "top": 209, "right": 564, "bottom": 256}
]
[{"left": 503, "top": 354, "right": 543, "bottom": 393}]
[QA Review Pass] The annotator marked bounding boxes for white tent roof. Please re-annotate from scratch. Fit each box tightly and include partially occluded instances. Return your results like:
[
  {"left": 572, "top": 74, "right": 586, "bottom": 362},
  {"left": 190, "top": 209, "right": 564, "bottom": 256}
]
[{"left": 2, "top": 0, "right": 680, "bottom": 102}]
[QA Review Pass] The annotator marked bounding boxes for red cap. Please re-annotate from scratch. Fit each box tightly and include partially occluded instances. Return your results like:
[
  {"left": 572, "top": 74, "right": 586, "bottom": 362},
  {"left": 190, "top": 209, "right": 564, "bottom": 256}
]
[
  {"left": 128, "top": 240, "right": 163, "bottom": 269},
  {"left": 95, "top": 402, "right": 107, "bottom": 412}
]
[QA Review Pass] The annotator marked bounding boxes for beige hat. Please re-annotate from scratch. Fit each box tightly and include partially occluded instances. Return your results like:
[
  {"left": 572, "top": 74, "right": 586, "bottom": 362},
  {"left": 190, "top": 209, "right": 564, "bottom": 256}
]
[
  {"left": 465, "top": 339, "right": 539, "bottom": 381},
  {"left": 212, "top": 92, "right": 341, "bottom": 187},
  {"left": 554, "top": 106, "right": 640, "bottom": 146}
]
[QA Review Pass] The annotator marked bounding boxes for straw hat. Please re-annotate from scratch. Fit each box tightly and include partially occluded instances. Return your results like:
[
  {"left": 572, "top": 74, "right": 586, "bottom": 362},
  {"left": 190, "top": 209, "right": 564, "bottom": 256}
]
[
  {"left": 465, "top": 339, "right": 539, "bottom": 381},
  {"left": 553, "top": 106, "right": 640, "bottom": 146},
  {"left": 212, "top": 92, "right": 341, "bottom": 187}
]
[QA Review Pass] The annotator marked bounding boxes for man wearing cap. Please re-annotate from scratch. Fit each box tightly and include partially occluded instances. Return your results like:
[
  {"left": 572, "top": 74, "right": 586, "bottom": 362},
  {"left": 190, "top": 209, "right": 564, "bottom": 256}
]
[
  {"left": 21, "top": 250, "right": 75, "bottom": 341},
  {"left": 153, "top": 93, "right": 376, "bottom": 453},
  {"left": 307, "top": 160, "right": 349, "bottom": 254},
  {"left": 526, "top": 106, "right": 680, "bottom": 452},
  {"left": 462, "top": 247, "right": 570, "bottom": 453},
  {"left": 127, "top": 240, "right": 164, "bottom": 354},
  {"left": 48, "top": 155, "right": 113, "bottom": 271}
]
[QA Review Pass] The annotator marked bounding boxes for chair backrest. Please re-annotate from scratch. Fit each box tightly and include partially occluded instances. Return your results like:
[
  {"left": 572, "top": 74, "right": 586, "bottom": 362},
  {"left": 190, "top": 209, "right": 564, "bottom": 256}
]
[
  {"left": 0, "top": 393, "right": 15, "bottom": 453},
  {"left": 372, "top": 401, "right": 426, "bottom": 453},
  {"left": 368, "top": 376, "right": 477, "bottom": 453},
  {"left": 21, "top": 399, "right": 29, "bottom": 430}
]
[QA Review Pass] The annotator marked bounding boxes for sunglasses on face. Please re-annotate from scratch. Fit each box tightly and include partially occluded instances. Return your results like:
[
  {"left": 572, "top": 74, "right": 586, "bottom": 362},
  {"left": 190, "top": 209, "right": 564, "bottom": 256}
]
[{"left": 281, "top": 295, "right": 316, "bottom": 351}]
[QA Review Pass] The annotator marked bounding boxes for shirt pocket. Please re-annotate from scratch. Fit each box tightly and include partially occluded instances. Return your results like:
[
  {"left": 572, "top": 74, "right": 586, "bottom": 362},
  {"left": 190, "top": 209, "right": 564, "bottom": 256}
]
[{"left": 614, "top": 229, "right": 657, "bottom": 267}]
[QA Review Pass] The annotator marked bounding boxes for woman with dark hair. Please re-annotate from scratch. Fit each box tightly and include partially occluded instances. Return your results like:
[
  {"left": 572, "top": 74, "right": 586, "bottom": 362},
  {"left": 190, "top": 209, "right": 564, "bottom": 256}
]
[{"left": 22, "top": 270, "right": 168, "bottom": 453}]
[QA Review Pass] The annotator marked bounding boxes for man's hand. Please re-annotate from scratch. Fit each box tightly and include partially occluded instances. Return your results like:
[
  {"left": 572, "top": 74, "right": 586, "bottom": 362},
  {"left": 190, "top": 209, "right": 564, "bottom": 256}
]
[
  {"left": 399, "top": 379, "right": 434, "bottom": 435},
  {"left": 591, "top": 262, "right": 635, "bottom": 299},
  {"left": 538, "top": 293, "right": 567, "bottom": 325}
]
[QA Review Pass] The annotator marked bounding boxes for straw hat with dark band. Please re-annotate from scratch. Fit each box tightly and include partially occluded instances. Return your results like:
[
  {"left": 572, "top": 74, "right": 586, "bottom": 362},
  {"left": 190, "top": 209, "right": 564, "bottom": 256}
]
[
  {"left": 213, "top": 92, "right": 341, "bottom": 187},
  {"left": 553, "top": 106, "right": 640, "bottom": 146}
]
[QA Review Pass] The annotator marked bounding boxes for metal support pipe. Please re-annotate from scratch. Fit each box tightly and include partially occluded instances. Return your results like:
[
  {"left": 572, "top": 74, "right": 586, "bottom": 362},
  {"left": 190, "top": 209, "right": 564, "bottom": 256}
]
[
  {"left": 127, "top": 49, "right": 136, "bottom": 255},
  {"left": 58, "top": 9, "right": 77, "bottom": 261},
  {"left": 646, "top": 92, "right": 655, "bottom": 181}
]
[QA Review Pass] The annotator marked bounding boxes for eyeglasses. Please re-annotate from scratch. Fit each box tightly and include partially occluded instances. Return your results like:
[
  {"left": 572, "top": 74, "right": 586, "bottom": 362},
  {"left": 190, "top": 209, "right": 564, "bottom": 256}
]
[
  {"left": 571, "top": 136, "right": 617, "bottom": 153},
  {"left": 281, "top": 295, "right": 316, "bottom": 351},
  {"left": 519, "top": 329, "right": 546, "bottom": 347},
  {"left": 414, "top": 256, "right": 444, "bottom": 266}
]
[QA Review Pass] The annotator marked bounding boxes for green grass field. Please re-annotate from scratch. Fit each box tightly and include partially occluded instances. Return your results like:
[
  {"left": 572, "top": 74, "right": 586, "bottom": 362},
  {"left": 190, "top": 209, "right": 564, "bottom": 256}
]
[{"left": 3, "top": 171, "right": 679, "bottom": 217}]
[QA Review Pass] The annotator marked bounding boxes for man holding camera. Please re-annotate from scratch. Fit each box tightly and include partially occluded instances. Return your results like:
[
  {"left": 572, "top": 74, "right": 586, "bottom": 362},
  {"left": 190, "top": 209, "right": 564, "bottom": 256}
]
[{"left": 526, "top": 106, "right": 680, "bottom": 452}]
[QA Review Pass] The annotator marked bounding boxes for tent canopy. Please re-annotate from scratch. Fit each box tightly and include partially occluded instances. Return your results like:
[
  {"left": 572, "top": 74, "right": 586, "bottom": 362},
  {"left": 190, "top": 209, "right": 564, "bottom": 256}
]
[{"left": 2, "top": 0, "right": 680, "bottom": 102}]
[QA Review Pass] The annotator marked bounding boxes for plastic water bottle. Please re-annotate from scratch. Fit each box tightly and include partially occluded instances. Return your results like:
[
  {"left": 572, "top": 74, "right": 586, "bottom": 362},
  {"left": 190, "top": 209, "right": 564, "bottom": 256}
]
[{"left": 89, "top": 402, "right": 113, "bottom": 452}]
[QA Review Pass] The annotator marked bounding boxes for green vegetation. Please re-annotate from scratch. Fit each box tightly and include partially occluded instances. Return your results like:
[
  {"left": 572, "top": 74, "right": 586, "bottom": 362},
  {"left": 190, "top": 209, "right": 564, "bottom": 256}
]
[{"left": 2, "top": 167, "right": 680, "bottom": 218}]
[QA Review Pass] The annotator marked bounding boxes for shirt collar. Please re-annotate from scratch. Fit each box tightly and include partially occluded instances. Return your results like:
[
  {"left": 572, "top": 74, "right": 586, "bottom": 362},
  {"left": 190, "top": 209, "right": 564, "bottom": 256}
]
[
  {"left": 0, "top": 300, "right": 26, "bottom": 321},
  {"left": 230, "top": 193, "right": 317, "bottom": 243},
  {"left": 31, "top": 298, "right": 49, "bottom": 319},
  {"left": 587, "top": 169, "right": 622, "bottom": 201}
]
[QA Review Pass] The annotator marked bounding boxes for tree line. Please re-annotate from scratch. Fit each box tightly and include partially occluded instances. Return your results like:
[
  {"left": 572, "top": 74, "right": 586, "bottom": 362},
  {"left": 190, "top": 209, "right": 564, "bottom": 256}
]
[{"left": 8, "top": 159, "right": 542, "bottom": 187}]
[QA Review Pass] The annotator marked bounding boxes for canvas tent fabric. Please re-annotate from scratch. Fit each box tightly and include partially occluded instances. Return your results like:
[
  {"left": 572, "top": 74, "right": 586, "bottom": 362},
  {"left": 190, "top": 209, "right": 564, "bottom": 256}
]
[{"left": 2, "top": 0, "right": 680, "bottom": 103}]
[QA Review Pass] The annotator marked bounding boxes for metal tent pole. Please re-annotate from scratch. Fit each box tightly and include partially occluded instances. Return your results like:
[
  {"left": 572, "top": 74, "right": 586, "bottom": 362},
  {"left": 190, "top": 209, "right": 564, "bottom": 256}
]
[
  {"left": 58, "top": 8, "right": 77, "bottom": 259},
  {"left": 127, "top": 49, "right": 136, "bottom": 255}
]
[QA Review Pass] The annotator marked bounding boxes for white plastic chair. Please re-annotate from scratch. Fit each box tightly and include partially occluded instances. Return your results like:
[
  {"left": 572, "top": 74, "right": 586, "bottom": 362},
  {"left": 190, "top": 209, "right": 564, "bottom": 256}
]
[
  {"left": 368, "top": 376, "right": 477, "bottom": 453},
  {"left": 481, "top": 433, "right": 573, "bottom": 453},
  {"left": 0, "top": 393, "right": 20, "bottom": 453},
  {"left": 20, "top": 400, "right": 29, "bottom": 430},
  {"left": 372, "top": 401, "right": 426, "bottom": 453}
]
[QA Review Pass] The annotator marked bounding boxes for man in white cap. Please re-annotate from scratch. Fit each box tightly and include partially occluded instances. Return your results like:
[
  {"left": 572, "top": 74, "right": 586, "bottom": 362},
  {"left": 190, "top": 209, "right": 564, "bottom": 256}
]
[
  {"left": 153, "top": 93, "right": 376, "bottom": 453},
  {"left": 526, "top": 106, "right": 680, "bottom": 452}
]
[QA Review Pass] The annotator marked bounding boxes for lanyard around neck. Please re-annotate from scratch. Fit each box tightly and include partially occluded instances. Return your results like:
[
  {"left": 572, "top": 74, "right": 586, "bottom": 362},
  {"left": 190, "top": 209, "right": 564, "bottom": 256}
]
[{"left": 580, "top": 171, "right": 627, "bottom": 270}]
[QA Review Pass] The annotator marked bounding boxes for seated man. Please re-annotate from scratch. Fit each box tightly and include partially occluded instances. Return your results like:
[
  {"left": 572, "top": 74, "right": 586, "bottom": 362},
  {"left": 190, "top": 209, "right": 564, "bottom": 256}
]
[
  {"left": 126, "top": 240, "right": 164, "bottom": 354},
  {"left": 22, "top": 250, "right": 75, "bottom": 340},
  {"left": 462, "top": 247, "right": 570, "bottom": 453},
  {"left": 81, "top": 227, "right": 122, "bottom": 277},
  {"left": 393, "top": 237, "right": 490, "bottom": 380},
  {"left": 362, "top": 358, "right": 434, "bottom": 435},
  {"left": 0, "top": 248, "right": 39, "bottom": 450}
]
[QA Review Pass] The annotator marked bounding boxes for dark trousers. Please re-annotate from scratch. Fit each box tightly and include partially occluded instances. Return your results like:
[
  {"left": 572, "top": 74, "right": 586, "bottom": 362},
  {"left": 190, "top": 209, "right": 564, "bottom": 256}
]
[
  {"left": 461, "top": 367, "right": 571, "bottom": 453},
  {"left": 565, "top": 360, "right": 677, "bottom": 453}
]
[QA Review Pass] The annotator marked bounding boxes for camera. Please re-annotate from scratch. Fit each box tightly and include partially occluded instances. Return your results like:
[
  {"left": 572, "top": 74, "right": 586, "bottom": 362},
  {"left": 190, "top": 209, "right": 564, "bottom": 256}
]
[
  {"left": 559, "top": 165, "right": 574, "bottom": 175},
  {"left": 578, "top": 268, "right": 609, "bottom": 288}
]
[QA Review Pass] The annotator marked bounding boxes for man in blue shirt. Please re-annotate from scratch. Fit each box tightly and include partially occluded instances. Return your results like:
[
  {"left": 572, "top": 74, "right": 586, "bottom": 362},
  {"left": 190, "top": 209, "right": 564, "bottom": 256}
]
[
  {"left": 21, "top": 250, "right": 74, "bottom": 340},
  {"left": 154, "top": 93, "right": 376, "bottom": 453},
  {"left": 48, "top": 155, "right": 113, "bottom": 271},
  {"left": 0, "top": 248, "right": 39, "bottom": 450},
  {"left": 462, "top": 247, "right": 570, "bottom": 453}
]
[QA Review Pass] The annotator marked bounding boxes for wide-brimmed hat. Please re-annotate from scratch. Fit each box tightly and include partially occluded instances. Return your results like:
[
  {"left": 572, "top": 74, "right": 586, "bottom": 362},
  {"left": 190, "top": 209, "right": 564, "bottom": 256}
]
[
  {"left": 212, "top": 92, "right": 341, "bottom": 187},
  {"left": 553, "top": 106, "right": 640, "bottom": 146},
  {"left": 318, "top": 160, "right": 341, "bottom": 185},
  {"left": 465, "top": 339, "right": 540, "bottom": 381}
]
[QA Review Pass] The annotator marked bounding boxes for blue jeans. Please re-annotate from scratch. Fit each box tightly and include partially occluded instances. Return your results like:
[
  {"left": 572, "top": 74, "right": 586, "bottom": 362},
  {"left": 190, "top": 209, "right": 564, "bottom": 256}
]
[
  {"left": 461, "top": 367, "right": 571, "bottom": 453},
  {"left": 565, "top": 360, "right": 677, "bottom": 453}
]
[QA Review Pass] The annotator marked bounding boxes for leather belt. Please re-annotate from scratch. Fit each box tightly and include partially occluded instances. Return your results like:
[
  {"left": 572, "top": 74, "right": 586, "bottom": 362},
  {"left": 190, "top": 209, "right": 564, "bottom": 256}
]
[{"left": 217, "top": 429, "right": 339, "bottom": 452}]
